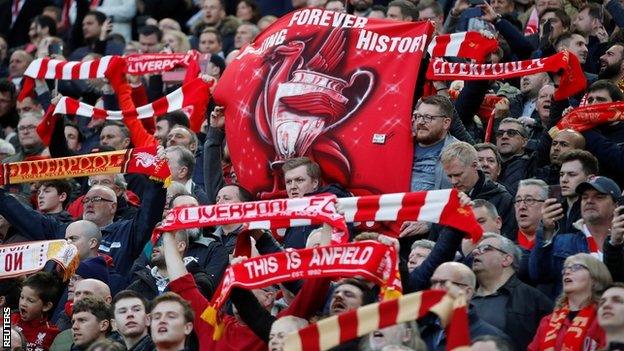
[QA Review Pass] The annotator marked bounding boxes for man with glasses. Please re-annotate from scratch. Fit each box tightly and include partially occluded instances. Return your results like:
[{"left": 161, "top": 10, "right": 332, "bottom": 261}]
[
  {"left": 514, "top": 179, "right": 548, "bottom": 250},
  {"left": 420, "top": 262, "right": 508, "bottom": 351},
  {"left": 404, "top": 95, "right": 457, "bottom": 237},
  {"left": 471, "top": 233, "right": 553, "bottom": 351},
  {"left": 495, "top": 118, "right": 536, "bottom": 196},
  {"left": 0, "top": 176, "right": 166, "bottom": 276},
  {"left": 531, "top": 176, "right": 621, "bottom": 297}
]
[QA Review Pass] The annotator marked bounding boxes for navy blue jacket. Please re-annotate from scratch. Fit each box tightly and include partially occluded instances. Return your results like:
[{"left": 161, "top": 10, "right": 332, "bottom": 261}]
[
  {"left": 402, "top": 226, "right": 463, "bottom": 293},
  {"left": 529, "top": 225, "right": 591, "bottom": 298},
  {"left": 0, "top": 180, "right": 166, "bottom": 276}
]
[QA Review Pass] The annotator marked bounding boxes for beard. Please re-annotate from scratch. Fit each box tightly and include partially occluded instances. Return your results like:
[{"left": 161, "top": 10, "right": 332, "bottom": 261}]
[
  {"left": 599, "top": 62, "right": 622, "bottom": 79},
  {"left": 415, "top": 129, "right": 444, "bottom": 146},
  {"left": 351, "top": 0, "right": 371, "bottom": 11}
]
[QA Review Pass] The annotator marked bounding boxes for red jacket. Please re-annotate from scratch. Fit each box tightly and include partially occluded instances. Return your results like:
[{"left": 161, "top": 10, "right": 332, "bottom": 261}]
[
  {"left": 11, "top": 313, "right": 60, "bottom": 351},
  {"left": 168, "top": 273, "right": 329, "bottom": 351},
  {"left": 528, "top": 311, "right": 606, "bottom": 351}
]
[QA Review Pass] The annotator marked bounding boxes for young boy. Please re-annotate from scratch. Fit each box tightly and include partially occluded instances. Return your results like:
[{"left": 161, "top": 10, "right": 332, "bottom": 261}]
[{"left": 11, "top": 271, "right": 63, "bottom": 351}]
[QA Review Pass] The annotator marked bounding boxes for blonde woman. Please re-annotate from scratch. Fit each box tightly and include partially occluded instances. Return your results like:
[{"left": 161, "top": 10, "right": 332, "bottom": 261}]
[
  {"left": 529, "top": 253, "right": 611, "bottom": 350},
  {"left": 162, "top": 30, "right": 191, "bottom": 53}
]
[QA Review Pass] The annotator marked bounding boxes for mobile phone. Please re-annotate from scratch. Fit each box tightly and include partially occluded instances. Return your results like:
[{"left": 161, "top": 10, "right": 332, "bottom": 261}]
[
  {"left": 617, "top": 197, "right": 624, "bottom": 215},
  {"left": 548, "top": 185, "right": 562, "bottom": 200},
  {"left": 470, "top": 0, "right": 485, "bottom": 6},
  {"left": 48, "top": 43, "right": 63, "bottom": 56}
]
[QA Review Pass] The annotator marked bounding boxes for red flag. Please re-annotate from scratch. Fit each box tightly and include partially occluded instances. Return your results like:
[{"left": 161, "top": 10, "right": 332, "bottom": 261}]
[
  {"left": 213, "top": 8, "right": 433, "bottom": 199},
  {"left": 427, "top": 31, "right": 498, "bottom": 62}
]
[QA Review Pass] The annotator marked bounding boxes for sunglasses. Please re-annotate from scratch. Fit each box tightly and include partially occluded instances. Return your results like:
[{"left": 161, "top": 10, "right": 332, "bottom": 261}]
[{"left": 495, "top": 129, "right": 525, "bottom": 138}]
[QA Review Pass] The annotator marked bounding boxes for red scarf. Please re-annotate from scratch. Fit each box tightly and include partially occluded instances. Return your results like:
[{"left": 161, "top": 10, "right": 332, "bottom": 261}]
[
  {"left": 517, "top": 229, "right": 535, "bottom": 250},
  {"left": 338, "top": 189, "right": 483, "bottom": 242},
  {"left": 201, "top": 241, "right": 402, "bottom": 340},
  {"left": 426, "top": 51, "right": 586, "bottom": 100},
  {"left": 550, "top": 101, "right": 624, "bottom": 136},
  {"left": 539, "top": 302, "right": 597, "bottom": 351},
  {"left": 19, "top": 52, "right": 201, "bottom": 102},
  {"left": 154, "top": 189, "right": 483, "bottom": 245},
  {"left": 284, "top": 289, "right": 470, "bottom": 351},
  {"left": 0, "top": 146, "right": 170, "bottom": 186},
  {"left": 427, "top": 31, "right": 498, "bottom": 63},
  {"left": 155, "top": 194, "right": 348, "bottom": 243}
]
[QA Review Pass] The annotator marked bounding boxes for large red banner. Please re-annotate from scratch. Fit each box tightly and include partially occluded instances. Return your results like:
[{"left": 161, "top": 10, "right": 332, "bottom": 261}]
[{"left": 214, "top": 9, "right": 433, "bottom": 198}]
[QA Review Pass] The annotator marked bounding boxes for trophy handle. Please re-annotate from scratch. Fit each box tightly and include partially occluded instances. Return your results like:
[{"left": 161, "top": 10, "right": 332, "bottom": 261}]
[{"left": 324, "top": 69, "right": 375, "bottom": 132}]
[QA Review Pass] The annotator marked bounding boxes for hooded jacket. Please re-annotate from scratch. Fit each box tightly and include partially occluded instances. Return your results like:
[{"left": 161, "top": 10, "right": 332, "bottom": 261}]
[{"left": 470, "top": 170, "right": 517, "bottom": 238}]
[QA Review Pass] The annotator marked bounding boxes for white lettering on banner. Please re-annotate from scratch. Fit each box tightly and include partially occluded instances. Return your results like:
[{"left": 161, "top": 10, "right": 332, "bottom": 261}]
[
  {"left": 237, "top": 29, "right": 288, "bottom": 60},
  {"left": 432, "top": 59, "right": 547, "bottom": 77},
  {"left": 171, "top": 196, "right": 339, "bottom": 225},
  {"left": 287, "top": 9, "right": 367, "bottom": 28},
  {"left": 356, "top": 30, "right": 427, "bottom": 53},
  {"left": 243, "top": 256, "right": 279, "bottom": 277},
  {"left": 310, "top": 246, "right": 374, "bottom": 266}
]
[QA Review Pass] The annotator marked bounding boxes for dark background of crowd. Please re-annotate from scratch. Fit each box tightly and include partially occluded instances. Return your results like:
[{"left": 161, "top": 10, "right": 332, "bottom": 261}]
[{"left": 4, "top": 0, "right": 624, "bottom": 350}]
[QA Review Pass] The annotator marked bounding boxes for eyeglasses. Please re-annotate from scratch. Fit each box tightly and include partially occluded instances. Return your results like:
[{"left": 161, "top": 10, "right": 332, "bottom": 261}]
[
  {"left": 472, "top": 244, "right": 509, "bottom": 256},
  {"left": 412, "top": 113, "right": 448, "bottom": 123},
  {"left": 513, "top": 197, "right": 545, "bottom": 206},
  {"left": 81, "top": 196, "right": 115, "bottom": 204},
  {"left": 18, "top": 125, "right": 37, "bottom": 132},
  {"left": 495, "top": 129, "right": 525, "bottom": 138},
  {"left": 562, "top": 263, "right": 588, "bottom": 275},
  {"left": 430, "top": 279, "right": 469, "bottom": 288}
]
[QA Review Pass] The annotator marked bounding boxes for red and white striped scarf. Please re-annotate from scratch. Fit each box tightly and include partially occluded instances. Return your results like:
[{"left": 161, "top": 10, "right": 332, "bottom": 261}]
[
  {"left": 283, "top": 289, "right": 470, "bottom": 351},
  {"left": 18, "top": 52, "right": 200, "bottom": 101},
  {"left": 581, "top": 224, "right": 603, "bottom": 260},
  {"left": 427, "top": 31, "right": 498, "bottom": 63},
  {"left": 53, "top": 77, "right": 210, "bottom": 122},
  {"left": 155, "top": 189, "right": 483, "bottom": 243}
]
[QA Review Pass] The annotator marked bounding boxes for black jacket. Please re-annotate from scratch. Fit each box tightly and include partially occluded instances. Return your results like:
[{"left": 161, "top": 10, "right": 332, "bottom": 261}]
[
  {"left": 127, "top": 260, "right": 216, "bottom": 301},
  {"left": 470, "top": 171, "right": 517, "bottom": 238},
  {"left": 473, "top": 274, "right": 553, "bottom": 351},
  {"left": 420, "top": 304, "right": 509, "bottom": 351},
  {"left": 499, "top": 151, "right": 536, "bottom": 197}
]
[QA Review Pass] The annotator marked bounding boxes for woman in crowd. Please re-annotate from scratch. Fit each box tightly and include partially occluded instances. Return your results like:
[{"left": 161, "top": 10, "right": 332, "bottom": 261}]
[{"left": 529, "top": 253, "right": 612, "bottom": 350}]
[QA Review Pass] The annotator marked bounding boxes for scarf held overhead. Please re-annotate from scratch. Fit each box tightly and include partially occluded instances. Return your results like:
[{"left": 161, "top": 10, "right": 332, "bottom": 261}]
[
  {"left": 201, "top": 241, "right": 402, "bottom": 339},
  {"left": 156, "top": 194, "right": 348, "bottom": 242},
  {"left": 284, "top": 289, "right": 470, "bottom": 351},
  {"left": 0, "top": 240, "right": 79, "bottom": 281},
  {"left": 426, "top": 51, "right": 586, "bottom": 100},
  {"left": 18, "top": 52, "right": 201, "bottom": 101},
  {"left": 155, "top": 189, "right": 483, "bottom": 243},
  {"left": 0, "top": 146, "right": 170, "bottom": 185},
  {"left": 427, "top": 31, "right": 498, "bottom": 63},
  {"left": 52, "top": 77, "right": 210, "bottom": 123},
  {"left": 550, "top": 101, "right": 624, "bottom": 135}
]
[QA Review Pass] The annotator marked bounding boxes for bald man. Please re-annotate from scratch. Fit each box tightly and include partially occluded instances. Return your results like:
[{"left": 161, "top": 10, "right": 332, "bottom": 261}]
[
  {"left": 50, "top": 279, "right": 112, "bottom": 350},
  {"left": 420, "top": 262, "right": 509, "bottom": 351},
  {"left": 534, "top": 129, "right": 586, "bottom": 185},
  {"left": 65, "top": 220, "right": 102, "bottom": 260},
  {"left": 268, "top": 316, "right": 309, "bottom": 351}
]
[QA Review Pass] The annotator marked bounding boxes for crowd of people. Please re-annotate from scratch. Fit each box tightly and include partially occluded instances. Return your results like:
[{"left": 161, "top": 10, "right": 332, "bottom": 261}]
[{"left": 3, "top": 0, "right": 624, "bottom": 350}]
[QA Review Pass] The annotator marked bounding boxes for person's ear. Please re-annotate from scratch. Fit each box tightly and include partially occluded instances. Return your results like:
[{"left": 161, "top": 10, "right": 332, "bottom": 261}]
[
  {"left": 59, "top": 192, "right": 68, "bottom": 203},
  {"left": 184, "top": 321, "right": 194, "bottom": 335},
  {"left": 89, "top": 238, "right": 98, "bottom": 250},
  {"left": 122, "top": 138, "right": 131, "bottom": 149},
  {"left": 42, "top": 301, "right": 53, "bottom": 313},
  {"left": 99, "top": 319, "right": 110, "bottom": 332}
]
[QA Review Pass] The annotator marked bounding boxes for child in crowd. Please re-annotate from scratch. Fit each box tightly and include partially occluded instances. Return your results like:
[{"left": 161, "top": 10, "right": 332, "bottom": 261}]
[{"left": 11, "top": 271, "right": 63, "bottom": 351}]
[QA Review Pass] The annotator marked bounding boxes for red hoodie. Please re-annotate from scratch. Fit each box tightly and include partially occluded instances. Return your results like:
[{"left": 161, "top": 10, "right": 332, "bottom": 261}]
[
  {"left": 11, "top": 313, "right": 60, "bottom": 351},
  {"left": 168, "top": 273, "right": 329, "bottom": 351}
]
